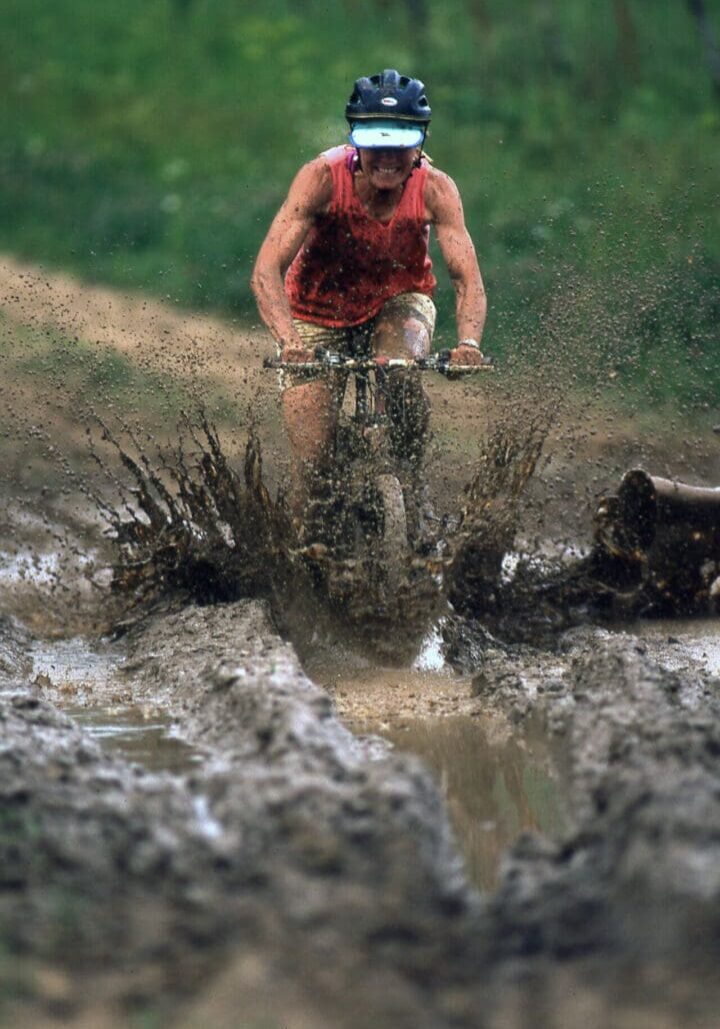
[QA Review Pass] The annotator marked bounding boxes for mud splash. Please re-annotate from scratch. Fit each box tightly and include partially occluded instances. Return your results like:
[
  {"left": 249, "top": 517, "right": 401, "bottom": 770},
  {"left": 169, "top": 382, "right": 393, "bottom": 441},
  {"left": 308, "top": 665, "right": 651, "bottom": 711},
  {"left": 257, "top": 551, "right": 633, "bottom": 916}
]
[
  {"left": 447, "top": 412, "right": 551, "bottom": 617},
  {"left": 92, "top": 405, "right": 555, "bottom": 661}
]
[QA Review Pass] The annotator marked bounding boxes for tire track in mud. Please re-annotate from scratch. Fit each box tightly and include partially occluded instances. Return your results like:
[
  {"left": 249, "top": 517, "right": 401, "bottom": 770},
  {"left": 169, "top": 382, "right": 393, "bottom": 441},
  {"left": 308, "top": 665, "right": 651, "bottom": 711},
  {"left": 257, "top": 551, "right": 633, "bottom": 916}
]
[{"left": 1, "top": 604, "right": 720, "bottom": 1027}]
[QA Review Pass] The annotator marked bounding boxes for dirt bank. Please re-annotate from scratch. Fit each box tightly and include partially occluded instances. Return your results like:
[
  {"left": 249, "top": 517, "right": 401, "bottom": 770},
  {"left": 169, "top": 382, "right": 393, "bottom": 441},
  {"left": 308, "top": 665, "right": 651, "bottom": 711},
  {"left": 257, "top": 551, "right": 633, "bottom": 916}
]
[{"left": 1, "top": 603, "right": 480, "bottom": 1028}]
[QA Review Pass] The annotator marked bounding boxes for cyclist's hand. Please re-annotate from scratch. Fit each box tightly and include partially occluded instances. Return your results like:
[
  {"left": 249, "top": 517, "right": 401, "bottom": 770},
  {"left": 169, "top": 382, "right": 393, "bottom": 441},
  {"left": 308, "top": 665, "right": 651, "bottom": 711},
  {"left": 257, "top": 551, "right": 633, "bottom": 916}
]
[
  {"left": 280, "top": 342, "right": 316, "bottom": 363},
  {"left": 449, "top": 341, "right": 485, "bottom": 365}
]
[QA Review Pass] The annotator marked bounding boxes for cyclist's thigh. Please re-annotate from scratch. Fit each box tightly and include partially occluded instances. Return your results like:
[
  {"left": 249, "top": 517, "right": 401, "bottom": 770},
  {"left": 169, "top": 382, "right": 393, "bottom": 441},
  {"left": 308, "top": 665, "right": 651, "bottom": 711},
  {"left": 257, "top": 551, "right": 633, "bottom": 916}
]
[{"left": 372, "top": 293, "right": 437, "bottom": 359}]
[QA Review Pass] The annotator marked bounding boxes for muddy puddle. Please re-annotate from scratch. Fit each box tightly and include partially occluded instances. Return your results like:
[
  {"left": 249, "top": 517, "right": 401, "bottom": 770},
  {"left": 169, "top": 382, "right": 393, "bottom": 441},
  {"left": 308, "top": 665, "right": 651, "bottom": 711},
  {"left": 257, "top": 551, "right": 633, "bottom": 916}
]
[
  {"left": 309, "top": 644, "right": 570, "bottom": 892},
  {"left": 382, "top": 715, "right": 569, "bottom": 891},
  {"left": 27, "top": 625, "right": 571, "bottom": 892},
  {"left": 29, "top": 635, "right": 203, "bottom": 774},
  {"left": 63, "top": 704, "right": 201, "bottom": 772}
]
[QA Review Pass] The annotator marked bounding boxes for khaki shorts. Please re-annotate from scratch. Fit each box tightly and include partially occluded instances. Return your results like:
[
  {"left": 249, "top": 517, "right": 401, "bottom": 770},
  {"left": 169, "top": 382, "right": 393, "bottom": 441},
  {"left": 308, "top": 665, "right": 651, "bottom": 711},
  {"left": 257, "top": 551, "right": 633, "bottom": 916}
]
[{"left": 281, "top": 292, "right": 437, "bottom": 386}]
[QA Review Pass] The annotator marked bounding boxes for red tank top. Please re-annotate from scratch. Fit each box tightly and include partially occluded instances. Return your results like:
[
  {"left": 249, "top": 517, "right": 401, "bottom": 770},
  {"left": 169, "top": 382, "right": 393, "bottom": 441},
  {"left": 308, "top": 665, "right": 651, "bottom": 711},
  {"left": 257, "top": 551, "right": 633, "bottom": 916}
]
[{"left": 285, "top": 145, "right": 436, "bottom": 327}]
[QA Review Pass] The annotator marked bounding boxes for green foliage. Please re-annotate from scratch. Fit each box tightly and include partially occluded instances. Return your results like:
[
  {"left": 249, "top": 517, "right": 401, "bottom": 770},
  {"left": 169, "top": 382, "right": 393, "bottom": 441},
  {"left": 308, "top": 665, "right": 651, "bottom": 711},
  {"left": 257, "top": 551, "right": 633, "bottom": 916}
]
[{"left": 1, "top": 0, "right": 719, "bottom": 405}]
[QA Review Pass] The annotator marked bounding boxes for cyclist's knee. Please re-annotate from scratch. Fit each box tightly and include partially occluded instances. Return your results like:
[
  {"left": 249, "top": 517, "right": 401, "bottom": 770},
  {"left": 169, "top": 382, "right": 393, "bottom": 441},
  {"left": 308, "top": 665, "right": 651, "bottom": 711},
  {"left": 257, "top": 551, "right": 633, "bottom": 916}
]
[
  {"left": 400, "top": 316, "right": 431, "bottom": 359},
  {"left": 374, "top": 315, "right": 430, "bottom": 360}
]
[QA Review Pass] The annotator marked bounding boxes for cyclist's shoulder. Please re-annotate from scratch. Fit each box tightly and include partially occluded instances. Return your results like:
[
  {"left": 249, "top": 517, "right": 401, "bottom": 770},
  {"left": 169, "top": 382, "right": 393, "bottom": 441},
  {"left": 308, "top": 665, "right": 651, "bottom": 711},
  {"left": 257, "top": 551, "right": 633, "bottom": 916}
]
[
  {"left": 289, "top": 151, "right": 337, "bottom": 212},
  {"left": 297, "top": 145, "right": 351, "bottom": 182},
  {"left": 423, "top": 164, "right": 463, "bottom": 221},
  {"left": 424, "top": 164, "right": 460, "bottom": 202}
]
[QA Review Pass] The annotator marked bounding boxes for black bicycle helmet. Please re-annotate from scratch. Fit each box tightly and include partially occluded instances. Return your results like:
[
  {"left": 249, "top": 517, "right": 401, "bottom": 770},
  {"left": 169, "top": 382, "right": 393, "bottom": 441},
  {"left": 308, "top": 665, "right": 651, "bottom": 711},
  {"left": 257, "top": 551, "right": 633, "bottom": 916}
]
[{"left": 345, "top": 69, "right": 431, "bottom": 124}]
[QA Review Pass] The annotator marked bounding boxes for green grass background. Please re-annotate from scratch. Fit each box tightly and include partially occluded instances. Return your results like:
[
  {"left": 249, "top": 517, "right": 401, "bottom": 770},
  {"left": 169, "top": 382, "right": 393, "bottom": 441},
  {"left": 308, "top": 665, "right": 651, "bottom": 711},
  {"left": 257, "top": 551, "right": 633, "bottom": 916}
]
[{"left": 1, "top": 0, "right": 719, "bottom": 408}]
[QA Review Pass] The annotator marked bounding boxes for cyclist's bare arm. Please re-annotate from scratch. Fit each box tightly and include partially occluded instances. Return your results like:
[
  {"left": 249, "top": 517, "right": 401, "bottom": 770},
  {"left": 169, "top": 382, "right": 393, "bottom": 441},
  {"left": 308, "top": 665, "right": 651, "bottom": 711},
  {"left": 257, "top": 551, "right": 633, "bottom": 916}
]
[
  {"left": 425, "top": 168, "right": 487, "bottom": 363},
  {"left": 251, "top": 158, "right": 333, "bottom": 360}
]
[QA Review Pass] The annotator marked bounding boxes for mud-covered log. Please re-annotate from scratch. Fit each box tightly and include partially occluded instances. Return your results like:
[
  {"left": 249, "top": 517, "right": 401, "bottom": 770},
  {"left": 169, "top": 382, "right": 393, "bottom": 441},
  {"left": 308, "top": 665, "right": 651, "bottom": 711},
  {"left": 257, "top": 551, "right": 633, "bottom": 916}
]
[{"left": 593, "top": 469, "right": 720, "bottom": 613}]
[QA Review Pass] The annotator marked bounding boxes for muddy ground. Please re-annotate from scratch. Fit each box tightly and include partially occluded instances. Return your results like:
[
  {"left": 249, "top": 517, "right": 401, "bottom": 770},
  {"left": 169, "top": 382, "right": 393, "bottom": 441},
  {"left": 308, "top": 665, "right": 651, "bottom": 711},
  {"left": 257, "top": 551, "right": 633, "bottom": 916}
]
[
  {"left": 1, "top": 258, "right": 719, "bottom": 1027},
  {"left": 2, "top": 604, "right": 719, "bottom": 1028}
]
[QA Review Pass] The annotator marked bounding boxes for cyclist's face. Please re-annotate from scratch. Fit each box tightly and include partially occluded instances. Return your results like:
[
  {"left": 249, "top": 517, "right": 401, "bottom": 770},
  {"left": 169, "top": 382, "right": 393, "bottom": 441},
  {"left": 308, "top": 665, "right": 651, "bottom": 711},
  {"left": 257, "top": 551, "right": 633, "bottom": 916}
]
[{"left": 358, "top": 147, "right": 417, "bottom": 191}]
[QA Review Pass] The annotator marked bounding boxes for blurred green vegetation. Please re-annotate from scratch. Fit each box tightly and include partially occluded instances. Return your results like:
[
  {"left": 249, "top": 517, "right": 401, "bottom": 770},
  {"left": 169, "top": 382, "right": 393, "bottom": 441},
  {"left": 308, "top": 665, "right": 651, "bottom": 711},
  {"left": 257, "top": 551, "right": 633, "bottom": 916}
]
[{"left": 1, "top": 0, "right": 719, "bottom": 406}]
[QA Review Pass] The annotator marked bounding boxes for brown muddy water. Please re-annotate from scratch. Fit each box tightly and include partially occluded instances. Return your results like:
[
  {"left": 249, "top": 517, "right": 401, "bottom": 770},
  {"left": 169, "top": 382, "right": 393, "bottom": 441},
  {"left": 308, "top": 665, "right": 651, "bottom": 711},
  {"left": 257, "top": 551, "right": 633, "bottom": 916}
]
[
  {"left": 381, "top": 714, "right": 569, "bottom": 891},
  {"left": 310, "top": 634, "right": 571, "bottom": 892},
  {"left": 63, "top": 705, "right": 201, "bottom": 772}
]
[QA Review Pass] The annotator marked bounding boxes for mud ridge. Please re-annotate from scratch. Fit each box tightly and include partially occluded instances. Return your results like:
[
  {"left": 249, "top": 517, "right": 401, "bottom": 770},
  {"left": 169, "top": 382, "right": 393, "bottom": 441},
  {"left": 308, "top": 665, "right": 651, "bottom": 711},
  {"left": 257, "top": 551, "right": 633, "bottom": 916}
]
[{"left": 1, "top": 603, "right": 485, "bottom": 1027}]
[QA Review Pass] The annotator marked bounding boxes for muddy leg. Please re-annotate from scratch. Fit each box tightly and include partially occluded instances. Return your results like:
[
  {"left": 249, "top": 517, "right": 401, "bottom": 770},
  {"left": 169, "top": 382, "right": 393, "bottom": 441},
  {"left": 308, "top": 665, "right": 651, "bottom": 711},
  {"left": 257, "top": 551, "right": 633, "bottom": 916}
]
[
  {"left": 373, "top": 309, "right": 434, "bottom": 543},
  {"left": 282, "top": 376, "right": 342, "bottom": 530},
  {"left": 372, "top": 311, "right": 431, "bottom": 473}
]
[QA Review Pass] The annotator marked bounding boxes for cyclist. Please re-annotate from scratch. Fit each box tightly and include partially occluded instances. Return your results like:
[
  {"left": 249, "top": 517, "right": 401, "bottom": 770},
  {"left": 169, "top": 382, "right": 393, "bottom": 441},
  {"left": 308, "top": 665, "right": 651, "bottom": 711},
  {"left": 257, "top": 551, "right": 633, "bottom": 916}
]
[{"left": 252, "top": 69, "right": 487, "bottom": 524}]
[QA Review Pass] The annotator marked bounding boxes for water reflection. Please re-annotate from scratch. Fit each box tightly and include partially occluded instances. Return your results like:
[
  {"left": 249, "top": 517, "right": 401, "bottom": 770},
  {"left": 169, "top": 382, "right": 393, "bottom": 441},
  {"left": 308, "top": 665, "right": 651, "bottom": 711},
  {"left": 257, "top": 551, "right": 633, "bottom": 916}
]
[
  {"left": 64, "top": 704, "right": 201, "bottom": 773},
  {"left": 30, "top": 636, "right": 203, "bottom": 773},
  {"left": 381, "top": 716, "right": 569, "bottom": 891}
]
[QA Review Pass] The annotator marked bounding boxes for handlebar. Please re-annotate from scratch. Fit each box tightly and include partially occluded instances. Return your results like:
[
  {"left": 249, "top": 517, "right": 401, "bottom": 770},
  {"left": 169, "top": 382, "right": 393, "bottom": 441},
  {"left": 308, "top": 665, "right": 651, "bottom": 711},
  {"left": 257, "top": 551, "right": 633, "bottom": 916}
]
[{"left": 263, "top": 349, "right": 494, "bottom": 377}]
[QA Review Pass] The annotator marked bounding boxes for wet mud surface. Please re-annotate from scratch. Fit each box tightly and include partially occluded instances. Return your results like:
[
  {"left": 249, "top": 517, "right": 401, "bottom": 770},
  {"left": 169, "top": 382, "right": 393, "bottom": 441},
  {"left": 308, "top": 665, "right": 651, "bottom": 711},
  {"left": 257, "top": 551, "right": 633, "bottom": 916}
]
[
  {"left": 1, "top": 602, "right": 719, "bottom": 1027},
  {"left": 1, "top": 261, "right": 719, "bottom": 1027}
]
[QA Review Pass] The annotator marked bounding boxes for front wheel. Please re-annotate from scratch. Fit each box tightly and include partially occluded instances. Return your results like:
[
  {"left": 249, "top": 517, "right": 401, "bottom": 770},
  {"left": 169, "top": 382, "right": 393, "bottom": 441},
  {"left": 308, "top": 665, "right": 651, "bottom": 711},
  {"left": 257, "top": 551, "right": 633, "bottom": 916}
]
[{"left": 375, "top": 473, "right": 408, "bottom": 582}]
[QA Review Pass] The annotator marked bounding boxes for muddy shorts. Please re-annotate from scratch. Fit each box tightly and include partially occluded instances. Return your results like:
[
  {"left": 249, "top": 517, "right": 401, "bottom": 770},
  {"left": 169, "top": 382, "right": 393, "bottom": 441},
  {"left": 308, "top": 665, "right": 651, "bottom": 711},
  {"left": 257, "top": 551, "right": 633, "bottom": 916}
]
[{"left": 280, "top": 292, "right": 437, "bottom": 387}]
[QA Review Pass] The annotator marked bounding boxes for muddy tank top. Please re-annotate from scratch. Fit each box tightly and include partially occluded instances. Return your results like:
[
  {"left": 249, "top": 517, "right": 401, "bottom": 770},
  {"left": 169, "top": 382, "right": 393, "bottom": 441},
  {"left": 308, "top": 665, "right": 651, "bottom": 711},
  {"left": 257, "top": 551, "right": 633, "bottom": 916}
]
[{"left": 285, "top": 145, "right": 436, "bottom": 327}]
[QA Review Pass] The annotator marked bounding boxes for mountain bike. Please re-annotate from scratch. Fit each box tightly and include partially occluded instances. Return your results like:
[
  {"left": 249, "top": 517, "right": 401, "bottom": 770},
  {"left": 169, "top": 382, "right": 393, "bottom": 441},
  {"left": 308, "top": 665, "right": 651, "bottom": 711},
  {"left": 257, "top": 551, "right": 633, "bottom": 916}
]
[{"left": 264, "top": 349, "right": 493, "bottom": 583}]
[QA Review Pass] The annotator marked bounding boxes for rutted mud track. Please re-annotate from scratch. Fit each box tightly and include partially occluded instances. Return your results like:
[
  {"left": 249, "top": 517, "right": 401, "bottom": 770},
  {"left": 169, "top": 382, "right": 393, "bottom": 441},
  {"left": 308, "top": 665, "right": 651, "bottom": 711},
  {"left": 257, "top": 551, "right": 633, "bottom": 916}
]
[
  {"left": 1, "top": 259, "right": 719, "bottom": 1026},
  {"left": 2, "top": 603, "right": 719, "bottom": 1027}
]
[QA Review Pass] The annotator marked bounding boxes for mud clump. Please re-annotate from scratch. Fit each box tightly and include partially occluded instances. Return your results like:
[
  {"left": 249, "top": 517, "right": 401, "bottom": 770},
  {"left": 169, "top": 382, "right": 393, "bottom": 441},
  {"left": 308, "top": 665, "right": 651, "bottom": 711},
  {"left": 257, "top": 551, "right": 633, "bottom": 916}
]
[
  {"left": 481, "top": 630, "right": 720, "bottom": 970},
  {"left": 592, "top": 468, "right": 720, "bottom": 615},
  {"left": 0, "top": 613, "right": 33, "bottom": 680}
]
